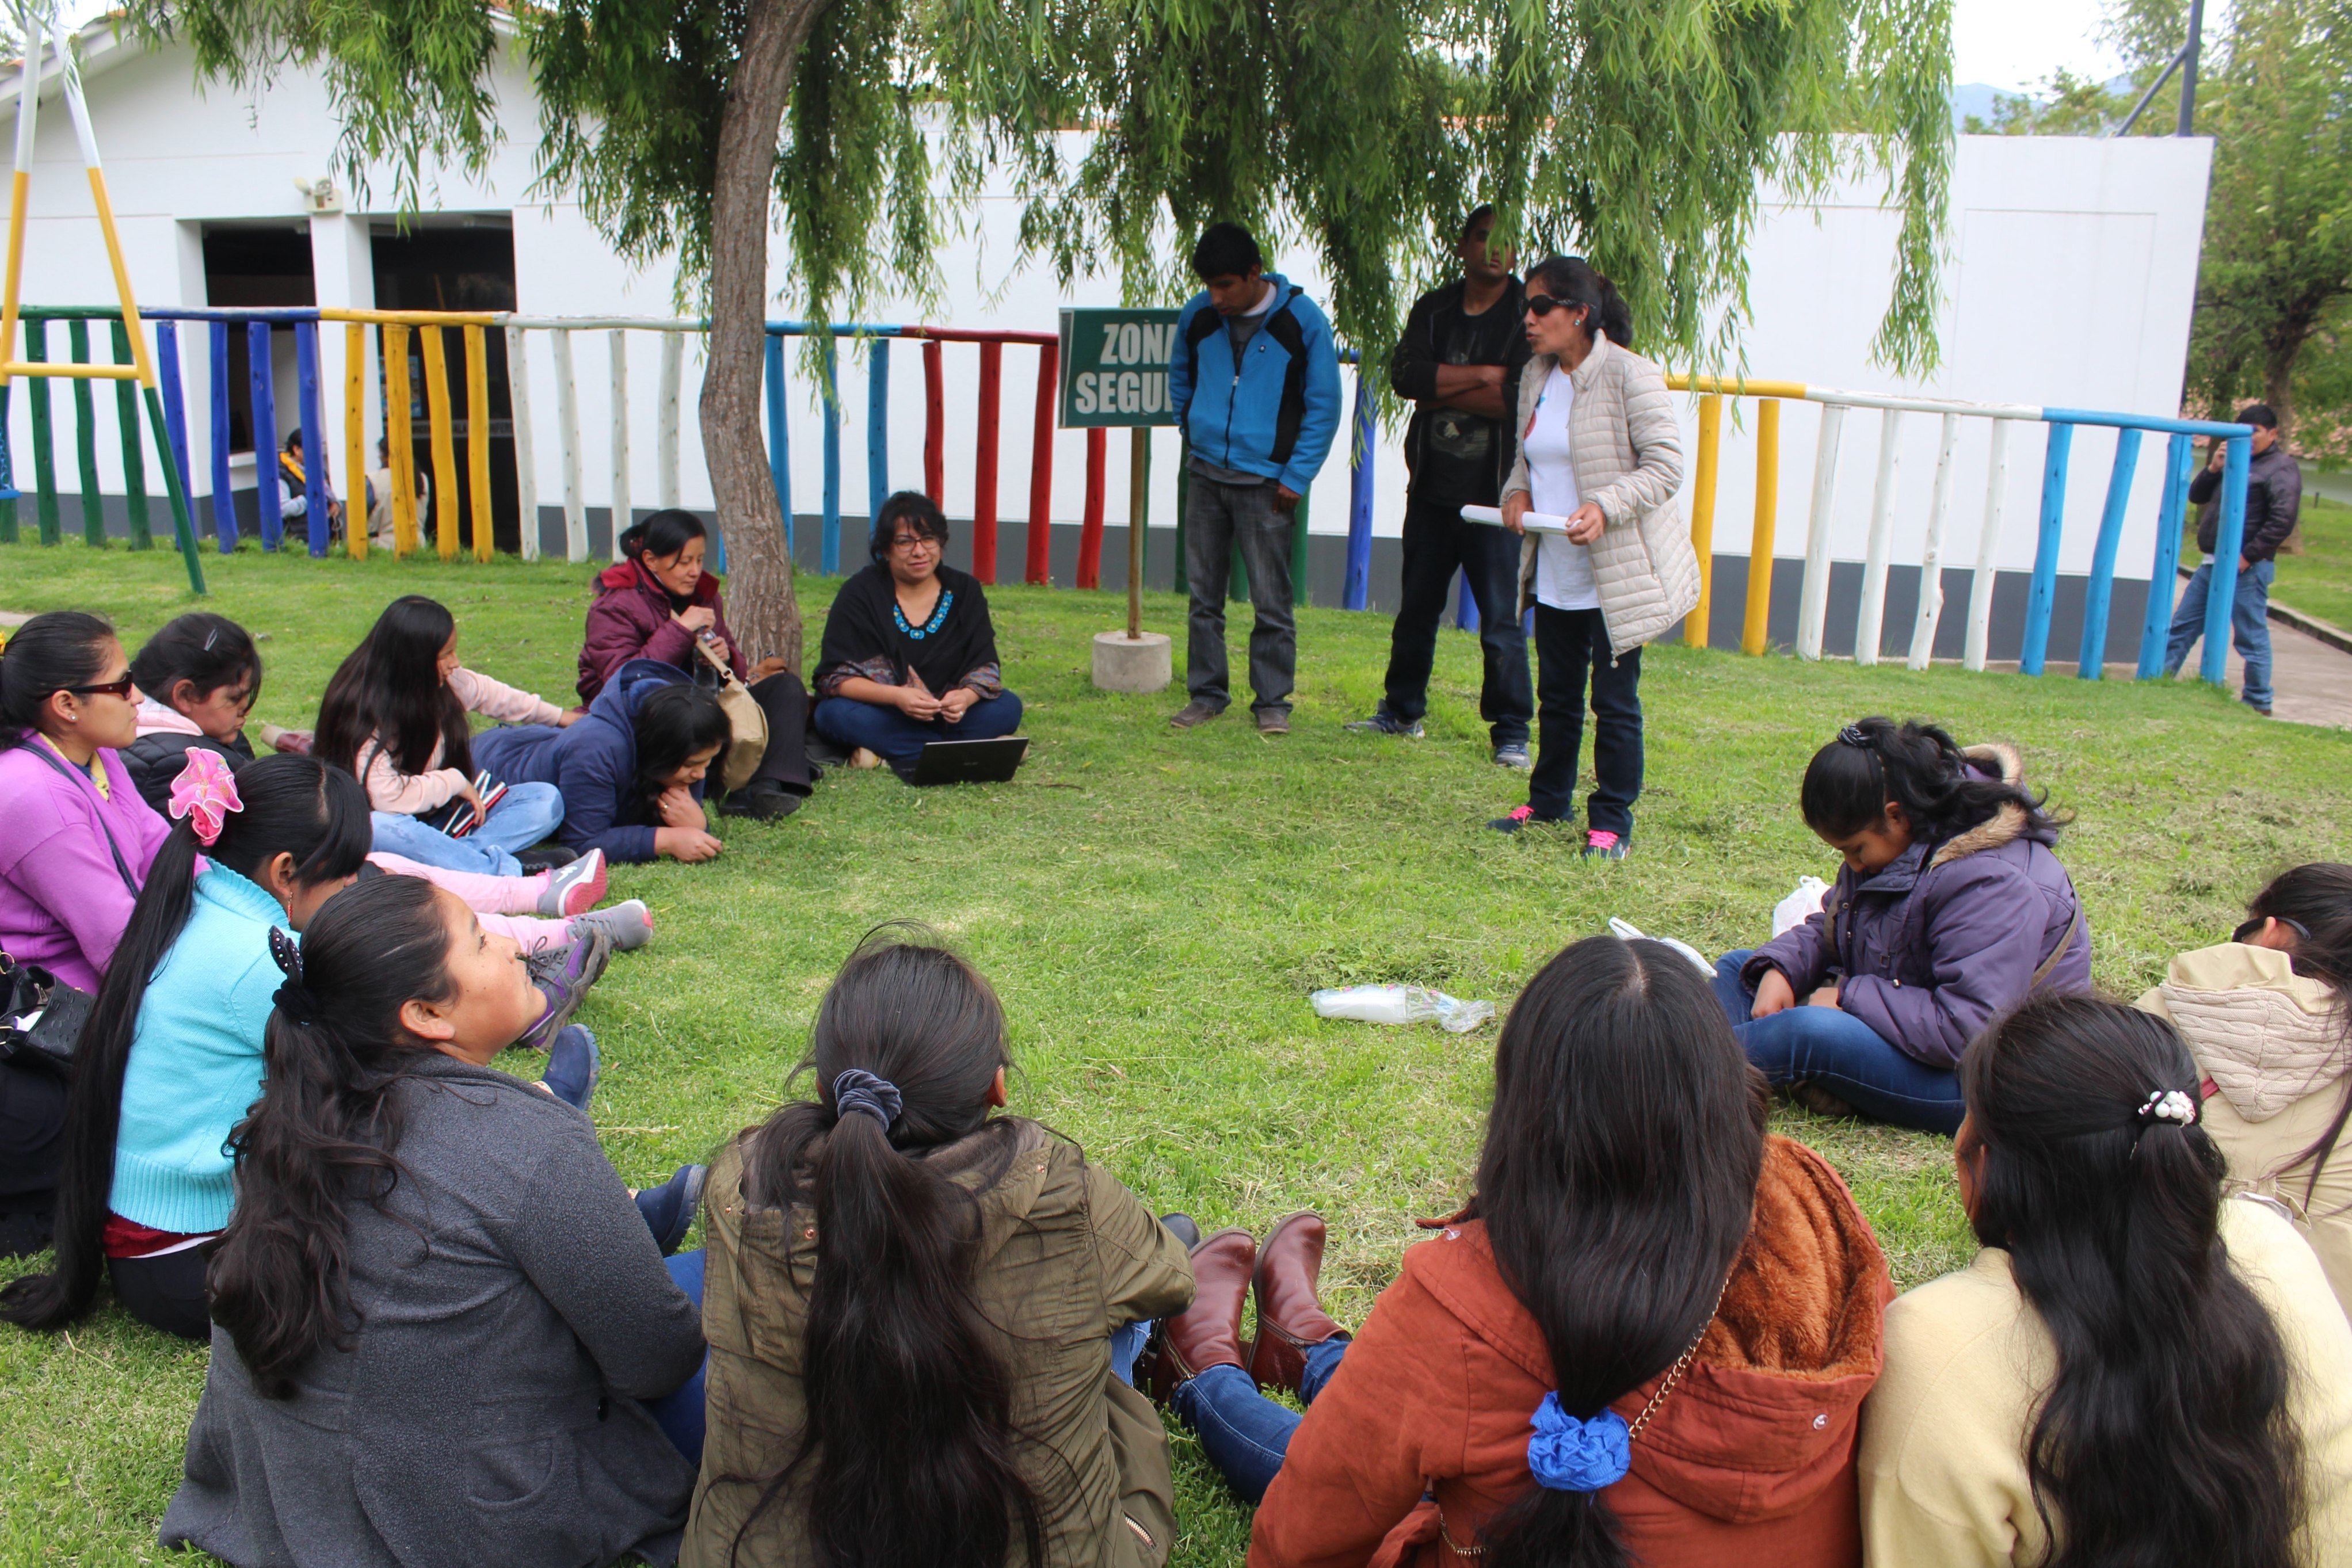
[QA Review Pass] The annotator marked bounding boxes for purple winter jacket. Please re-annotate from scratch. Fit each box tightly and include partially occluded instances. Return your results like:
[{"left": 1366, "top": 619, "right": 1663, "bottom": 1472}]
[
  {"left": 578, "top": 559, "right": 748, "bottom": 705},
  {"left": 1744, "top": 743, "right": 2092, "bottom": 1067}
]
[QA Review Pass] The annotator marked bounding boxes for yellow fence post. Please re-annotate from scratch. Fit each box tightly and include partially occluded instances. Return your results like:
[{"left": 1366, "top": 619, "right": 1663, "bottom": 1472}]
[
  {"left": 384, "top": 324, "right": 418, "bottom": 556},
  {"left": 464, "top": 324, "right": 492, "bottom": 562},
  {"left": 1742, "top": 398, "right": 1781, "bottom": 655},
  {"left": 419, "top": 326, "right": 460, "bottom": 561},
  {"left": 1685, "top": 393, "right": 1722, "bottom": 648},
  {"left": 344, "top": 322, "right": 367, "bottom": 560}
]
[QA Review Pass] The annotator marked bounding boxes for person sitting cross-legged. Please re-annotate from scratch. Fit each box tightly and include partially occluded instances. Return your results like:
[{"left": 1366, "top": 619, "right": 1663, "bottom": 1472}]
[{"left": 809, "top": 491, "right": 1021, "bottom": 779}]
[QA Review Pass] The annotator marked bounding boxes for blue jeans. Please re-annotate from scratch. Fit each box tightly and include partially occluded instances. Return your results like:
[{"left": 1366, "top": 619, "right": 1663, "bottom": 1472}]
[
  {"left": 811, "top": 691, "right": 1024, "bottom": 772},
  {"left": 1713, "top": 951, "right": 1965, "bottom": 1136},
  {"left": 368, "top": 780, "right": 566, "bottom": 878},
  {"left": 1171, "top": 1340, "right": 1351, "bottom": 1504},
  {"left": 1529, "top": 605, "right": 1642, "bottom": 835},
  {"left": 648, "top": 1249, "right": 707, "bottom": 1466},
  {"left": 2164, "top": 558, "right": 2274, "bottom": 710}
]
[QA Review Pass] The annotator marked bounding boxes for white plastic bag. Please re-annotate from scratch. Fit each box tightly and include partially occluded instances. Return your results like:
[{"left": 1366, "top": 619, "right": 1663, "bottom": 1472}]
[
  {"left": 1310, "top": 984, "right": 1496, "bottom": 1033},
  {"left": 1606, "top": 918, "right": 1714, "bottom": 975},
  {"left": 1772, "top": 876, "right": 1831, "bottom": 938}
]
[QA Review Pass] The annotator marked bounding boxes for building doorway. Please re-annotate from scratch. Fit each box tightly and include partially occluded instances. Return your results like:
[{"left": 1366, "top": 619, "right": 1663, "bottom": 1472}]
[{"left": 372, "top": 218, "right": 522, "bottom": 551}]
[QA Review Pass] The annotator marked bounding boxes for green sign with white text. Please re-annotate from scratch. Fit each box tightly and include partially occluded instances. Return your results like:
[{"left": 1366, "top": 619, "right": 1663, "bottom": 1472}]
[{"left": 1058, "top": 308, "right": 1184, "bottom": 428}]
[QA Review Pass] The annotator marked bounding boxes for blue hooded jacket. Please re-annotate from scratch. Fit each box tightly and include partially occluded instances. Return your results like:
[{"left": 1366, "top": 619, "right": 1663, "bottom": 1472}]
[
  {"left": 473, "top": 659, "right": 702, "bottom": 864},
  {"left": 1167, "top": 272, "right": 1343, "bottom": 495}
]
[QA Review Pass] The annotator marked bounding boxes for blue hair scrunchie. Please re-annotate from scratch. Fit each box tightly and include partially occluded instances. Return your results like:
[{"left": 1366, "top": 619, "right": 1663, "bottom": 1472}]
[
  {"left": 832, "top": 1067, "right": 903, "bottom": 1130},
  {"left": 1526, "top": 1394, "right": 1631, "bottom": 1492}
]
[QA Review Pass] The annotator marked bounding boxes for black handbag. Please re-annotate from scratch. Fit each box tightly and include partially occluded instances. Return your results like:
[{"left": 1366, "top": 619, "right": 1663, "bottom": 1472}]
[{"left": 0, "top": 952, "right": 92, "bottom": 1074}]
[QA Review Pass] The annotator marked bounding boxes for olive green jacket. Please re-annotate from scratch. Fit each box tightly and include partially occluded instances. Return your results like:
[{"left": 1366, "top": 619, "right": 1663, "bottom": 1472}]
[{"left": 680, "top": 1117, "right": 1195, "bottom": 1568}]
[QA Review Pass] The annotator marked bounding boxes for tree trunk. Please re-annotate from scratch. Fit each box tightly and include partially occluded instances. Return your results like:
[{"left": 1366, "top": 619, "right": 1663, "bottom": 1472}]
[
  {"left": 701, "top": 0, "right": 833, "bottom": 672},
  {"left": 2261, "top": 334, "right": 2300, "bottom": 450}
]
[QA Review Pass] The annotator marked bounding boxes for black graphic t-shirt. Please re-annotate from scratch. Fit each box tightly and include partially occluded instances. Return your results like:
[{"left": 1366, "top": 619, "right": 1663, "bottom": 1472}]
[{"left": 1391, "top": 278, "right": 1528, "bottom": 507}]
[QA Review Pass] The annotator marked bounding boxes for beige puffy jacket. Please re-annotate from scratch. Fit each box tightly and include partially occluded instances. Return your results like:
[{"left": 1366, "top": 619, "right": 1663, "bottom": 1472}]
[
  {"left": 1503, "top": 333, "right": 1698, "bottom": 655},
  {"left": 2137, "top": 941, "right": 2352, "bottom": 1314}
]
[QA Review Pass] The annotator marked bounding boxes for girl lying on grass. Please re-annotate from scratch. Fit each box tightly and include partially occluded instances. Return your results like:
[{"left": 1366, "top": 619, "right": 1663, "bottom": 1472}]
[
  {"left": 1862, "top": 994, "right": 2352, "bottom": 1566},
  {"left": 162, "top": 873, "right": 706, "bottom": 1568},
  {"left": 1711, "top": 717, "right": 2091, "bottom": 1135}
]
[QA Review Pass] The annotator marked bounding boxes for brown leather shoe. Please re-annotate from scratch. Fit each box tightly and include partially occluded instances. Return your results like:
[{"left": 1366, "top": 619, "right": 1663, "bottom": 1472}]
[
  {"left": 1169, "top": 699, "right": 1222, "bottom": 730},
  {"left": 1248, "top": 1211, "right": 1349, "bottom": 1392},
  {"left": 1146, "top": 1227, "right": 1255, "bottom": 1401}
]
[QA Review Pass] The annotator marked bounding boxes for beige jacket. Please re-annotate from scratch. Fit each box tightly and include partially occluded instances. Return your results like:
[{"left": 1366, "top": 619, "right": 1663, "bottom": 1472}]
[
  {"left": 1503, "top": 333, "right": 1697, "bottom": 655},
  {"left": 2137, "top": 943, "right": 2352, "bottom": 1312},
  {"left": 1860, "top": 1197, "right": 2352, "bottom": 1567},
  {"left": 359, "top": 666, "right": 563, "bottom": 814}
]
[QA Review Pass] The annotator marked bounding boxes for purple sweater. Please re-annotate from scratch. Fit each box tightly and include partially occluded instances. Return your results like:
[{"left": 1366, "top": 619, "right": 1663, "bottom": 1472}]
[{"left": 0, "top": 734, "right": 173, "bottom": 992}]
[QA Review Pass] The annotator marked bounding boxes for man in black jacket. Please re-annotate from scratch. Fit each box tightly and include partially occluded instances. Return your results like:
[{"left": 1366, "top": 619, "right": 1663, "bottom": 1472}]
[
  {"left": 1346, "top": 207, "right": 1534, "bottom": 766},
  {"left": 2163, "top": 403, "right": 2303, "bottom": 716}
]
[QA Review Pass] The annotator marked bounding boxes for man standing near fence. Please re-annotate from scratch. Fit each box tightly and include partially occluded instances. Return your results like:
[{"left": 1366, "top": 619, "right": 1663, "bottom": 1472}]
[
  {"left": 1165, "top": 223, "right": 1343, "bottom": 735},
  {"left": 2164, "top": 403, "right": 2301, "bottom": 716},
  {"left": 1346, "top": 206, "right": 1533, "bottom": 766}
]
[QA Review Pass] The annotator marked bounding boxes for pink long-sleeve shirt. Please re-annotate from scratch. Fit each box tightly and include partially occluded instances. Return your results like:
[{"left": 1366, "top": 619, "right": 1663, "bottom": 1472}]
[
  {"left": 359, "top": 667, "right": 565, "bottom": 815},
  {"left": 0, "top": 733, "right": 173, "bottom": 991}
]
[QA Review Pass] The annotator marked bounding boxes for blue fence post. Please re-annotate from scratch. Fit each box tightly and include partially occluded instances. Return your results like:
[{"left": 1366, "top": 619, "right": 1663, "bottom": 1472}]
[
  {"left": 2075, "top": 426, "right": 2141, "bottom": 678},
  {"left": 866, "top": 336, "right": 889, "bottom": 524},
  {"left": 293, "top": 321, "right": 329, "bottom": 557},
  {"left": 1343, "top": 378, "right": 1374, "bottom": 610},
  {"left": 2136, "top": 433, "right": 2195, "bottom": 678},
  {"left": 763, "top": 329, "right": 791, "bottom": 559},
  {"left": 1456, "top": 571, "right": 1480, "bottom": 630},
  {"left": 2199, "top": 434, "right": 2252, "bottom": 686},
  {"left": 208, "top": 321, "right": 237, "bottom": 551},
  {"left": 247, "top": 321, "right": 284, "bottom": 551},
  {"left": 154, "top": 321, "right": 194, "bottom": 509},
  {"left": 820, "top": 334, "right": 841, "bottom": 574},
  {"left": 2019, "top": 421, "right": 2072, "bottom": 676}
]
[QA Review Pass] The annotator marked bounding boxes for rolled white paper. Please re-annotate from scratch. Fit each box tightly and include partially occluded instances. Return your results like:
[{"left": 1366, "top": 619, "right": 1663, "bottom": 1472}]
[{"left": 1459, "top": 503, "right": 1573, "bottom": 535}]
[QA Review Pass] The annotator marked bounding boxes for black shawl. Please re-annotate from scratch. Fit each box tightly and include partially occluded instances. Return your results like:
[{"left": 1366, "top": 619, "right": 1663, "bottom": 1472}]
[{"left": 814, "top": 563, "right": 1000, "bottom": 696}]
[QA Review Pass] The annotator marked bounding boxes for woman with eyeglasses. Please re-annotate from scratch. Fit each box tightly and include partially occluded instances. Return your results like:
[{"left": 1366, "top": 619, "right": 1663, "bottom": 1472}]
[
  {"left": 2137, "top": 864, "right": 2352, "bottom": 1312},
  {"left": 1488, "top": 257, "right": 1697, "bottom": 858},
  {"left": 809, "top": 491, "right": 1022, "bottom": 779}
]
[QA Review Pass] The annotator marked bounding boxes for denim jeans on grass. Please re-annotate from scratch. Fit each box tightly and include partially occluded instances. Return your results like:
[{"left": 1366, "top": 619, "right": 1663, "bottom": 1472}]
[
  {"left": 1184, "top": 474, "right": 1297, "bottom": 718},
  {"left": 1713, "top": 950, "right": 1965, "bottom": 1136},
  {"left": 368, "top": 780, "right": 565, "bottom": 878},
  {"left": 2163, "top": 558, "right": 2274, "bottom": 710},
  {"left": 1171, "top": 1339, "right": 1351, "bottom": 1504},
  {"left": 1528, "top": 604, "right": 1642, "bottom": 835},
  {"left": 647, "top": 1248, "right": 707, "bottom": 1466},
  {"left": 811, "top": 691, "right": 1024, "bottom": 773},
  {"left": 1379, "top": 497, "right": 1532, "bottom": 748}
]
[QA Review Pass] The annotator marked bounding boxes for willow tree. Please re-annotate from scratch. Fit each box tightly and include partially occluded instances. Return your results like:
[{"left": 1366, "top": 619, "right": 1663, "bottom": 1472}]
[{"left": 130, "top": 0, "right": 1950, "bottom": 659}]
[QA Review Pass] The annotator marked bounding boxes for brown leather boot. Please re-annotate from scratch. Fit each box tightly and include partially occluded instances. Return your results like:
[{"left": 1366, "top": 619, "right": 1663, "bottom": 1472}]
[
  {"left": 1248, "top": 1211, "right": 1350, "bottom": 1392},
  {"left": 1146, "top": 1227, "right": 1256, "bottom": 1402}
]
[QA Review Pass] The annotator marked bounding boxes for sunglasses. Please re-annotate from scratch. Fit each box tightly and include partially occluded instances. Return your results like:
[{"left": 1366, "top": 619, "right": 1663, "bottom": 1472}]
[
  {"left": 2234, "top": 914, "right": 2311, "bottom": 944},
  {"left": 1525, "top": 296, "right": 1583, "bottom": 319},
  {"left": 67, "top": 675, "right": 136, "bottom": 700}
]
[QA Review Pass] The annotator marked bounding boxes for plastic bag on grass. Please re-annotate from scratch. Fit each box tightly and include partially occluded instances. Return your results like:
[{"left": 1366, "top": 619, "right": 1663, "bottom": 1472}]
[
  {"left": 1310, "top": 984, "right": 1495, "bottom": 1033},
  {"left": 1606, "top": 918, "right": 1714, "bottom": 975},
  {"left": 1772, "top": 876, "right": 1831, "bottom": 938}
]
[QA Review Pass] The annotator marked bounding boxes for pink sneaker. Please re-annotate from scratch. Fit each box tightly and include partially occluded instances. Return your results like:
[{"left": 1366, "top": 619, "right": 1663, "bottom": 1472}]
[
  {"left": 1488, "top": 805, "right": 1542, "bottom": 834},
  {"left": 1584, "top": 830, "right": 1627, "bottom": 860}
]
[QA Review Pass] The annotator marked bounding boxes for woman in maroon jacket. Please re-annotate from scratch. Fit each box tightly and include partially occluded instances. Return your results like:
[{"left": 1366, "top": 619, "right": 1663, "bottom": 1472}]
[{"left": 578, "top": 510, "right": 811, "bottom": 820}]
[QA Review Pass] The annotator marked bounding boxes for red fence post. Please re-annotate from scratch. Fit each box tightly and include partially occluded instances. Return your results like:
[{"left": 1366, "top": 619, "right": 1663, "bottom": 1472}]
[
  {"left": 1079, "top": 427, "right": 1107, "bottom": 589},
  {"left": 1026, "top": 339, "right": 1057, "bottom": 584},
  {"left": 922, "top": 335, "right": 945, "bottom": 506},
  {"left": 973, "top": 340, "right": 1002, "bottom": 583}
]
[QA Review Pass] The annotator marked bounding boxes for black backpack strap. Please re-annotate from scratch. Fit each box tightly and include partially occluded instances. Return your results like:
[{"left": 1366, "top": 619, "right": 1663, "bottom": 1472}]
[{"left": 19, "top": 741, "right": 142, "bottom": 896}]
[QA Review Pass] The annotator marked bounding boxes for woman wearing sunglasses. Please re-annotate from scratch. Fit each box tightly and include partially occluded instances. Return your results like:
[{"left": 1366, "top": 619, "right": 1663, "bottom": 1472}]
[
  {"left": 0, "top": 611, "right": 173, "bottom": 1258},
  {"left": 1489, "top": 258, "right": 1697, "bottom": 857},
  {"left": 2137, "top": 863, "right": 2352, "bottom": 1312}
]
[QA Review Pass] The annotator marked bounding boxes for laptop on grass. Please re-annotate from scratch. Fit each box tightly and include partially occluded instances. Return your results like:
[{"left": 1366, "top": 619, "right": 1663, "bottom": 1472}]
[{"left": 908, "top": 736, "right": 1030, "bottom": 787}]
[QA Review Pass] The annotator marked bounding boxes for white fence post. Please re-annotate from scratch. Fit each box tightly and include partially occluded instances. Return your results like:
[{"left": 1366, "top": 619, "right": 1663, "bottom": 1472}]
[
  {"left": 1854, "top": 409, "right": 1904, "bottom": 666},
  {"left": 1963, "top": 418, "right": 2012, "bottom": 672},
  {"left": 1907, "top": 412, "right": 1962, "bottom": 670},
  {"left": 505, "top": 323, "right": 539, "bottom": 562},
  {"left": 1796, "top": 403, "right": 1847, "bottom": 661},
  {"left": 657, "top": 330, "right": 683, "bottom": 511},
  {"left": 551, "top": 327, "right": 587, "bottom": 563},
  {"left": 608, "top": 329, "right": 631, "bottom": 559}
]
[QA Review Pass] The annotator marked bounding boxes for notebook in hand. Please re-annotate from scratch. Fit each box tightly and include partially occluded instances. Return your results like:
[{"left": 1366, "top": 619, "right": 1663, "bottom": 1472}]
[{"left": 422, "top": 770, "right": 509, "bottom": 837}]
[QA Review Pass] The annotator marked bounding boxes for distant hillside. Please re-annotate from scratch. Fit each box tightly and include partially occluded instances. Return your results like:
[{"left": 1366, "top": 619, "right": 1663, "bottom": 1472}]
[{"left": 1953, "top": 82, "right": 2006, "bottom": 130}]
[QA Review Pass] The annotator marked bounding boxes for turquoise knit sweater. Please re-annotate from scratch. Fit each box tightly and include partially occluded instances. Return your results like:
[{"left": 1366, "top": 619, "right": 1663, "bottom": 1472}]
[{"left": 109, "top": 866, "right": 290, "bottom": 1235}]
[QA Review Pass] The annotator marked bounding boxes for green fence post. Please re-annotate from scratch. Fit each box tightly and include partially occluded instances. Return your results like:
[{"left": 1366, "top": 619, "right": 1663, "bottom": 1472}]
[
  {"left": 26, "top": 319, "right": 59, "bottom": 544},
  {"left": 111, "top": 319, "right": 150, "bottom": 550},
  {"left": 1291, "top": 482, "right": 1311, "bottom": 607},
  {"left": 143, "top": 384, "right": 205, "bottom": 596},
  {"left": 68, "top": 319, "right": 105, "bottom": 547}
]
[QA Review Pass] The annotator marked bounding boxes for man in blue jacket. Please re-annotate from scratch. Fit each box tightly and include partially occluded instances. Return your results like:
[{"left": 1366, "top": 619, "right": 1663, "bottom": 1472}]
[{"left": 1166, "top": 223, "right": 1343, "bottom": 734}]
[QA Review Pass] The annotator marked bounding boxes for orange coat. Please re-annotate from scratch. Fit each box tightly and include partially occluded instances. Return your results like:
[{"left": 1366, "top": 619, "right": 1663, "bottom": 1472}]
[{"left": 1250, "top": 1136, "right": 1893, "bottom": 1568}]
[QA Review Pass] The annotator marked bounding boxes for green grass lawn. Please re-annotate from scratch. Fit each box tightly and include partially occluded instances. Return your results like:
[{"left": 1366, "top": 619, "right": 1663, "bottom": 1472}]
[
  {"left": 2275, "top": 493, "right": 2352, "bottom": 631},
  {"left": 2, "top": 540, "right": 2344, "bottom": 1566}
]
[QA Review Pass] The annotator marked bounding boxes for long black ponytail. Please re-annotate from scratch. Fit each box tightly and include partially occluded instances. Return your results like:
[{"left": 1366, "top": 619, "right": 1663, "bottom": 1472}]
[
  {"left": 1962, "top": 994, "right": 2304, "bottom": 1568},
  {"left": 726, "top": 925, "right": 1043, "bottom": 1568},
  {"left": 1473, "top": 936, "right": 1767, "bottom": 1568},
  {"left": 0, "top": 754, "right": 371, "bottom": 1332},
  {"left": 315, "top": 595, "right": 469, "bottom": 780},
  {"left": 206, "top": 875, "right": 455, "bottom": 1398}
]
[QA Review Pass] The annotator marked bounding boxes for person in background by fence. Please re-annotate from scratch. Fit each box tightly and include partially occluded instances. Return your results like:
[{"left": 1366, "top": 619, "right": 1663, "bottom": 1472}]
[
  {"left": 365, "top": 436, "right": 428, "bottom": 554},
  {"left": 578, "top": 508, "right": 811, "bottom": 822},
  {"left": 2163, "top": 404, "right": 2302, "bottom": 717},
  {"left": 317, "top": 595, "right": 578, "bottom": 878},
  {"left": 810, "top": 492, "right": 1023, "bottom": 779},
  {"left": 1489, "top": 257, "right": 1692, "bottom": 854},
  {"left": 1349, "top": 206, "right": 1534, "bottom": 768},
  {"left": 1165, "top": 223, "right": 1343, "bottom": 737},
  {"left": 276, "top": 430, "right": 344, "bottom": 544},
  {"left": 1860, "top": 995, "right": 2352, "bottom": 1567},
  {"left": 1713, "top": 720, "right": 2091, "bottom": 1136}
]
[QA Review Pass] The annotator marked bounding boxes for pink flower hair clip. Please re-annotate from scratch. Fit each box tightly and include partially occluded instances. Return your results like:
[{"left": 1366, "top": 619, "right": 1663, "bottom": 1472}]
[{"left": 168, "top": 749, "right": 243, "bottom": 846}]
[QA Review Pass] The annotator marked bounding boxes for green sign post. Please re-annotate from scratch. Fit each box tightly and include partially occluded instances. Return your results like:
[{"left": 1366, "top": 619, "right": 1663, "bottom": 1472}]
[{"left": 1059, "top": 308, "right": 1183, "bottom": 642}]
